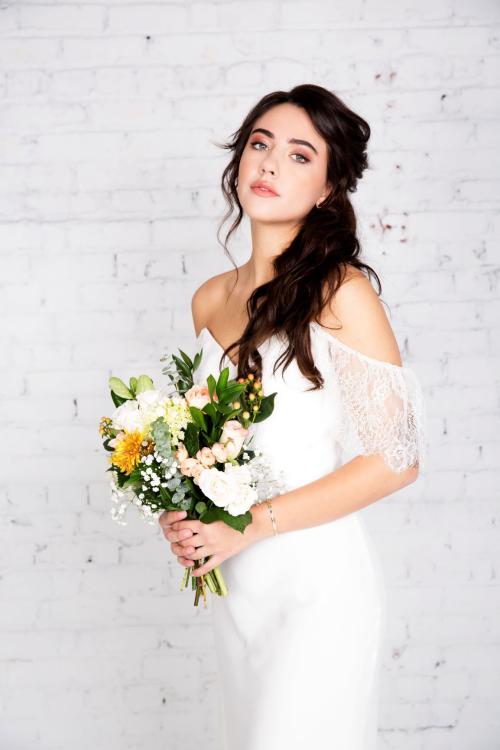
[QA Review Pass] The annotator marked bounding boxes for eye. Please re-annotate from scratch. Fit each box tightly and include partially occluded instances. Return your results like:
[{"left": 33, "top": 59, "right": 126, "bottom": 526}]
[{"left": 249, "top": 140, "right": 310, "bottom": 164}]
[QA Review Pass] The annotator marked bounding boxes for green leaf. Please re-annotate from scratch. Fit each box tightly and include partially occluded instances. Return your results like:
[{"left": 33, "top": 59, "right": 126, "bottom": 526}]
[
  {"left": 207, "top": 373, "right": 218, "bottom": 402},
  {"left": 199, "top": 506, "right": 253, "bottom": 533},
  {"left": 110, "top": 391, "right": 128, "bottom": 408},
  {"left": 172, "top": 354, "right": 191, "bottom": 379},
  {"left": 194, "top": 500, "right": 207, "bottom": 515},
  {"left": 253, "top": 391, "right": 277, "bottom": 422},
  {"left": 189, "top": 405, "right": 207, "bottom": 431},
  {"left": 136, "top": 374, "right": 155, "bottom": 394},
  {"left": 109, "top": 376, "right": 133, "bottom": 399},
  {"left": 216, "top": 367, "right": 229, "bottom": 398},
  {"left": 202, "top": 402, "right": 218, "bottom": 422},
  {"left": 183, "top": 422, "right": 199, "bottom": 456},
  {"left": 193, "top": 350, "right": 203, "bottom": 370},
  {"left": 178, "top": 348, "right": 193, "bottom": 369}
]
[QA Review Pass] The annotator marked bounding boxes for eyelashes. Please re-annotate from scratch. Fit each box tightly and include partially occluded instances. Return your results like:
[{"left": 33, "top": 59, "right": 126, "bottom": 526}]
[{"left": 249, "top": 140, "right": 310, "bottom": 164}]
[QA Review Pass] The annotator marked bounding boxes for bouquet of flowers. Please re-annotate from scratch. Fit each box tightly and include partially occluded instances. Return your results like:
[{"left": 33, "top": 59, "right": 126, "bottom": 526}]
[{"left": 98, "top": 343, "right": 284, "bottom": 607}]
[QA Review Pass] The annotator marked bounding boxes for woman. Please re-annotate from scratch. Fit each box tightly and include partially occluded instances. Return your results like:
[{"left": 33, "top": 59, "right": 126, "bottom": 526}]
[{"left": 159, "top": 84, "right": 426, "bottom": 748}]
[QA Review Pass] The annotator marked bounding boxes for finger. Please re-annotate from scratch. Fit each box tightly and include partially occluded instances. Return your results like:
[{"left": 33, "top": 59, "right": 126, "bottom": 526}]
[
  {"left": 172, "top": 540, "right": 195, "bottom": 555},
  {"left": 162, "top": 523, "right": 192, "bottom": 539},
  {"left": 171, "top": 519, "right": 201, "bottom": 533},
  {"left": 191, "top": 555, "right": 220, "bottom": 577},
  {"left": 173, "top": 540, "right": 206, "bottom": 560},
  {"left": 166, "top": 528, "right": 194, "bottom": 543},
  {"left": 159, "top": 510, "right": 187, "bottom": 529},
  {"left": 177, "top": 555, "right": 195, "bottom": 568}
]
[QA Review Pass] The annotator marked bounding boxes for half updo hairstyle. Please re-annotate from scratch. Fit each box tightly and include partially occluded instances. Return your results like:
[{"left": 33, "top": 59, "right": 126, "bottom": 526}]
[{"left": 213, "top": 83, "right": 383, "bottom": 391}]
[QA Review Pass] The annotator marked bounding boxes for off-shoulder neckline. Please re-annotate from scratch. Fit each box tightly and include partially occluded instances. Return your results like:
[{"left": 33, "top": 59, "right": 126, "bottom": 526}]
[{"left": 197, "top": 321, "right": 408, "bottom": 371}]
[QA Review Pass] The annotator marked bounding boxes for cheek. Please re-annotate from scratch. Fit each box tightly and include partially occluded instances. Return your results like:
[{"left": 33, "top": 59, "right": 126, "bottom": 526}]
[
  {"left": 286, "top": 168, "right": 322, "bottom": 207},
  {"left": 238, "top": 149, "right": 254, "bottom": 178}
]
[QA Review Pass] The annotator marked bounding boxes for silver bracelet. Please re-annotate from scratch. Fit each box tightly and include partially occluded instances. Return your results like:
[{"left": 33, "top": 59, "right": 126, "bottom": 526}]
[{"left": 264, "top": 498, "right": 278, "bottom": 536}]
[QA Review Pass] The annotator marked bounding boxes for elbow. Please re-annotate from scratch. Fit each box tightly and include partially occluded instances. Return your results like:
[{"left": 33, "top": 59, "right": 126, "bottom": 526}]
[{"left": 401, "top": 463, "right": 420, "bottom": 486}]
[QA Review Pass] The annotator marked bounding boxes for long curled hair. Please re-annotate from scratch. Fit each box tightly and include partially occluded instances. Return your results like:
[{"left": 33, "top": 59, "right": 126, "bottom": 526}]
[{"left": 213, "top": 83, "right": 383, "bottom": 391}]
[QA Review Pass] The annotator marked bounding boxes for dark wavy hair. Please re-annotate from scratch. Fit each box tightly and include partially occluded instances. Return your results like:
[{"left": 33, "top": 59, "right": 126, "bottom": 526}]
[{"left": 212, "top": 83, "right": 383, "bottom": 390}]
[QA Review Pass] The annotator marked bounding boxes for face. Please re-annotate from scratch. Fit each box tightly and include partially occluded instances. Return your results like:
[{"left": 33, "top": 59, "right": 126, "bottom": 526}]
[{"left": 236, "top": 102, "right": 332, "bottom": 225}]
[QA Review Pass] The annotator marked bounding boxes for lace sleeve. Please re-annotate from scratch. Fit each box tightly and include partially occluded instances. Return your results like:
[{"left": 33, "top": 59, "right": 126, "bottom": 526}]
[{"left": 325, "top": 336, "right": 427, "bottom": 474}]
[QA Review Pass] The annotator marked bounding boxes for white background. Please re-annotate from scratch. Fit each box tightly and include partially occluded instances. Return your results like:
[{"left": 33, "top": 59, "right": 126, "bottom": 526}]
[{"left": 1, "top": 1, "right": 499, "bottom": 748}]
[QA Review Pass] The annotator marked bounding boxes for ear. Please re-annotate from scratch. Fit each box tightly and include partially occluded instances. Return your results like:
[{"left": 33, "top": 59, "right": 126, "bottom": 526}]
[{"left": 319, "top": 181, "right": 334, "bottom": 203}]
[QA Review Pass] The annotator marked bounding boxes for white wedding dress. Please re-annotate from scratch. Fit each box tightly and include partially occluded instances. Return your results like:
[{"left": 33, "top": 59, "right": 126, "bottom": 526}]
[{"left": 193, "top": 320, "right": 426, "bottom": 750}]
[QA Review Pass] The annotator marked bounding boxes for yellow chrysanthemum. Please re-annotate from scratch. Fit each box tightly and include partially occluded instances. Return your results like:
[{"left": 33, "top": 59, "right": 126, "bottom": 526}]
[{"left": 110, "top": 430, "right": 145, "bottom": 475}]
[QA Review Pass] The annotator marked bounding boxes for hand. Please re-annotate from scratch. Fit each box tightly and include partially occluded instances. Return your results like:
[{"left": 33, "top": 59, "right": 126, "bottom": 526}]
[
  {"left": 158, "top": 509, "right": 254, "bottom": 577},
  {"left": 158, "top": 510, "right": 196, "bottom": 569}
]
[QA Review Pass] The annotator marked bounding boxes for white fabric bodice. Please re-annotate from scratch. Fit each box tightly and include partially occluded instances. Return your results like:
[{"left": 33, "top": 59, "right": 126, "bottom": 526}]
[{"left": 194, "top": 320, "right": 427, "bottom": 491}]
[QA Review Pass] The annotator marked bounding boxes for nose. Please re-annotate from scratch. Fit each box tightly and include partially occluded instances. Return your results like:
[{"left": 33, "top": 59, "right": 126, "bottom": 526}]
[{"left": 260, "top": 152, "right": 277, "bottom": 176}]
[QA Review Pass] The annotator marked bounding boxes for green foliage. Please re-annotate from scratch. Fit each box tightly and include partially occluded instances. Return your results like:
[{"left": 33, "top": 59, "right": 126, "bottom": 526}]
[
  {"left": 108, "top": 373, "right": 155, "bottom": 409},
  {"left": 151, "top": 417, "right": 172, "bottom": 458},
  {"left": 253, "top": 392, "right": 277, "bottom": 422},
  {"left": 109, "top": 376, "right": 133, "bottom": 400},
  {"left": 135, "top": 374, "right": 154, "bottom": 393},
  {"left": 199, "top": 505, "right": 253, "bottom": 533},
  {"left": 195, "top": 500, "right": 207, "bottom": 515},
  {"left": 183, "top": 422, "right": 200, "bottom": 456},
  {"left": 189, "top": 405, "right": 208, "bottom": 432},
  {"left": 122, "top": 465, "right": 143, "bottom": 489}
]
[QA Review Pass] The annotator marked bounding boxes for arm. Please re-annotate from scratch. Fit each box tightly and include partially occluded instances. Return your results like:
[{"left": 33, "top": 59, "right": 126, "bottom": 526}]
[
  {"left": 247, "top": 271, "right": 422, "bottom": 543},
  {"left": 250, "top": 453, "right": 418, "bottom": 541}
]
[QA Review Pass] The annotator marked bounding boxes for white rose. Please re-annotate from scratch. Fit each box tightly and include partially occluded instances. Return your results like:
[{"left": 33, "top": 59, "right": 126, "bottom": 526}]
[
  {"left": 198, "top": 464, "right": 258, "bottom": 516},
  {"left": 223, "top": 462, "right": 251, "bottom": 486},
  {"left": 226, "top": 482, "right": 258, "bottom": 516},
  {"left": 198, "top": 467, "right": 234, "bottom": 509}
]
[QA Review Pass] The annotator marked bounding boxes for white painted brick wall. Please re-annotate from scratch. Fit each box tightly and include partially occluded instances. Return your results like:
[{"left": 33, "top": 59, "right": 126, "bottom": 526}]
[{"left": 1, "top": 1, "right": 499, "bottom": 748}]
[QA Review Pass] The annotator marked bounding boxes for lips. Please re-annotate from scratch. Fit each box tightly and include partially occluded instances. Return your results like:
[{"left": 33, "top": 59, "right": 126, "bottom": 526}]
[{"left": 250, "top": 182, "right": 279, "bottom": 197}]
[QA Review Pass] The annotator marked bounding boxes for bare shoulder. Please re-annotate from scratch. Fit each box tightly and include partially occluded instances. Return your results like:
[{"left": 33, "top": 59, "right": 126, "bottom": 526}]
[
  {"left": 317, "top": 265, "right": 402, "bottom": 366},
  {"left": 191, "top": 268, "right": 237, "bottom": 337}
]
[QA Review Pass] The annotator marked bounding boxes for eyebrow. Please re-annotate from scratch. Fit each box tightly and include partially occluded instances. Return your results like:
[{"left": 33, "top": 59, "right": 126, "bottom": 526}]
[{"left": 249, "top": 127, "right": 319, "bottom": 156}]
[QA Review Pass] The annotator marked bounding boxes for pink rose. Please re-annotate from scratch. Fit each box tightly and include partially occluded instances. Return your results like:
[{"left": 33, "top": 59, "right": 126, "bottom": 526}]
[
  {"left": 196, "top": 446, "right": 216, "bottom": 467},
  {"left": 179, "top": 457, "right": 199, "bottom": 477},
  {"left": 175, "top": 442, "right": 188, "bottom": 462},
  {"left": 191, "top": 462, "right": 205, "bottom": 481},
  {"left": 184, "top": 385, "right": 217, "bottom": 409},
  {"left": 220, "top": 420, "right": 248, "bottom": 459},
  {"left": 211, "top": 442, "right": 228, "bottom": 463}
]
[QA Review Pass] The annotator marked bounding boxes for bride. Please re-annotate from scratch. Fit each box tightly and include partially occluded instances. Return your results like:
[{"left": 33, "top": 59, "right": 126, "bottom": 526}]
[{"left": 159, "top": 83, "right": 425, "bottom": 748}]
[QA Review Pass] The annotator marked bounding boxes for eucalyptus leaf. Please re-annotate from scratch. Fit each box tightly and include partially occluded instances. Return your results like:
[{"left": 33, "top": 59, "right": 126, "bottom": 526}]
[{"left": 195, "top": 501, "right": 207, "bottom": 515}]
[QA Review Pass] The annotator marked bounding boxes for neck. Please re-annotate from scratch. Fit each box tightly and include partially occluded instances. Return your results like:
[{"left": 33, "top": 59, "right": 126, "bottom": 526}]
[{"left": 242, "top": 219, "right": 299, "bottom": 287}]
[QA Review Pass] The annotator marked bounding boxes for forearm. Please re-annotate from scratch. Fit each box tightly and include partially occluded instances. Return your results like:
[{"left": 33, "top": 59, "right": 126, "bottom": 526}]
[{"left": 247, "top": 454, "right": 419, "bottom": 542}]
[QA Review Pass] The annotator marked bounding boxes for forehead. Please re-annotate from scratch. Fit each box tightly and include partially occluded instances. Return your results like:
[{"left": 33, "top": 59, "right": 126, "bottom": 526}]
[{"left": 251, "top": 103, "right": 326, "bottom": 155}]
